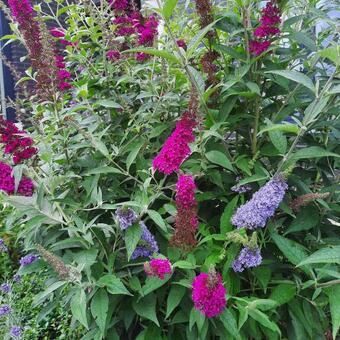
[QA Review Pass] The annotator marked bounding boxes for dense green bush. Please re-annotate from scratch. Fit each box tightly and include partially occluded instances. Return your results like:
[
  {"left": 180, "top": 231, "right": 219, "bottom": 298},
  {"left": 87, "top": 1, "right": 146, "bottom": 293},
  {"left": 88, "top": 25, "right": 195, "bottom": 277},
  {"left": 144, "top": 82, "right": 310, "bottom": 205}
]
[{"left": 0, "top": 0, "right": 339, "bottom": 339}]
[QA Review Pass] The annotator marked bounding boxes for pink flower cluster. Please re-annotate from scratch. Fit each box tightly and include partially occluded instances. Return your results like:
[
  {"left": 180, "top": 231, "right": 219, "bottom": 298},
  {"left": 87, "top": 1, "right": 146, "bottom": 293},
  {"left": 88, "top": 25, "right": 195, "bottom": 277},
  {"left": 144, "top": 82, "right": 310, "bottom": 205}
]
[
  {"left": 109, "top": 0, "right": 129, "bottom": 12},
  {"left": 144, "top": 258, "right": 172, "bottom": 279},
  {"left": 192, "top": 271, "right": 227, "bottom": 318},
  {"left": 112, "top": 12, "right": 158, "bottom": 61},
  {"left": 153, "top": 112, "right": 197, "bottom": 175},
  {"left": 170, "top": 175, "right": 198, "bottom": 249},
  {"left": 51, "top": 28, "right": 72, "bottom": 91},
  {"left": 0, "top": 118, "right": 37, "bottom": 164},
  {"left": 107, "top": 50, "right": 121, "bottom": 60},
  {"left": 176, "top": 39, "right": 187, "bottom": 50},
  {"left": 250, "top": 0, "right": 281, "bottom": 55},
  {"left": 0, "top": 162, "right": 33, "bottom": 197},
  {"left": 176, "top": 174, "right": 197, "bottom": 210}
]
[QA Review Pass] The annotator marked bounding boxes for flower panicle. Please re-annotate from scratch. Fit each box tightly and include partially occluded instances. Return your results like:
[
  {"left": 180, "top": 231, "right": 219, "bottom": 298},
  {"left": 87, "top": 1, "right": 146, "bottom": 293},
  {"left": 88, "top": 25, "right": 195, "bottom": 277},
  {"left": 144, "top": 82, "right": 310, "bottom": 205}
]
[
  {"left": 231, "top": 175, "right": 288, "bottom": 230},
  {"left": 192, "top": 270, "right": 227, "bottom": 318}
]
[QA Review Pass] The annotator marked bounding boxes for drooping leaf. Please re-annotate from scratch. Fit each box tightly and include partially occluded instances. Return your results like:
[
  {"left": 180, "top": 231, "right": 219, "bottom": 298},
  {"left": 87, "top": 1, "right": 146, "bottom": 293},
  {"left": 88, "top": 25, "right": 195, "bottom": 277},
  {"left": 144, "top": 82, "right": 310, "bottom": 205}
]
[
  {"left": 265, "top": 70, "right": 315, "bottom": 92},
  {"left": 325, "top": 285, "right": 340, "bottom": 339},
  {"left": 248, "top": 309, "right": 281, "bottom": 335},
  {"left": 219, "top": 309, "right": 241, "bottom": 339},
  {"left": 270, "top": 284, "right": 296, "bottom": 305},
  {"left": 147, "top": 210, "right": 168, "bottom": 233},
  {"left": 125, "top": 223, "right": 143, "bottom": 260},
  {"left": 220, "top": 196, "right": 239, "bottom": 234},
  {"left": 126, "top": 141, "right": 144, "bottom": 171},
  {"left": 163, "top": 0, "right": 179, "bottom": 19},
  {"left": 91, "top": 289, "right": 109, "bottom": 334},
  {"left": 71, "top": 289, "right": 88, "bottom": 329},
  {"left": 297, "top": 246, "right": 340, "bottom": 266},
  {"left": 124, "top": 48, "right": 179, "bottom": 64},
  {"left": 140, "top": 275, "right": 171, "bottom": 296},
  {"left": 206, "top": 150, "right": 234, "bottom": 172},
  {"left": 133, "top": 294, "right": 159, "bottom": 326},
  {"left": 98, "top": 275, "right": 132, "bottom": 296},
  {"left": 166, "top": 285, "right": 186, "bottom": 318}
]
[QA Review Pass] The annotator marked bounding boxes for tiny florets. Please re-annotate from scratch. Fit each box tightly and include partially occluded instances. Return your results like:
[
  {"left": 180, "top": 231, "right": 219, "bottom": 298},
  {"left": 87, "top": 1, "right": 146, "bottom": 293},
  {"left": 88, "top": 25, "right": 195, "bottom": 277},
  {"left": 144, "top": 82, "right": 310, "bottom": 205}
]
[
  {"left": 231, "top": 176, "right": 288, "bottom": 229},
  {"left": 232, "top": 247, "right": 262, "bottom": 272},
  {"left": 192, "top": 271, "right": 227, "bottom": 318},
  {"left": 144, "top": 258, "right": 172, "bottom": 279}
]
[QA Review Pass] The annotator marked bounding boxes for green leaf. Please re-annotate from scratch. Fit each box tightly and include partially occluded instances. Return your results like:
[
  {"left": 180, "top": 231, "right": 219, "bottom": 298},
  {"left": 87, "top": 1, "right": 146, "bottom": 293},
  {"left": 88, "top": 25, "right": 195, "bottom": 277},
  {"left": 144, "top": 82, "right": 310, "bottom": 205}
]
[
  {"left": 219, "top": 309, "right": 241, "bottom": 339},
  {"left": 206, "top": 150, "right": 234, "bottom": 172},
  {"left": 220, "top": 196, "right": 239, "bottom": 234},
  {"left": 325, "top": 285, "right": 340, "bottom": 339},
  {"left": 187, "top": 20, "right": 220, "bottom": 58},
  {"left": 187, "top": 65, "right": 205, "bottom": 95},
  {"left": 33, "top": 281, "right": 67, "bottom": 307},
  {"left": 297, "top": 246, "right": 340, "bottom": 266},
  {"left": 83, "top": 166, "right": 123, "bottom": 176},
  {"left": 289, "top": 147, "right": 340, "bottom": 163},
  {"left": 98, "top": 274, "right": 132, "bottom": 295},
  {"left": 126, "top": 142, "right": 144, "bottom": 171},
  {"left": 163, "top": 0, "right": 178, "bottom": 19},
  {"left": 96, "top": 100, "right": 122, "bottom": 109},
  {"left": 248, "top": 309, "right": 281, "bottom": 335},
  {"left": 270, "top": 284, "right": 296, "bottom": 305},
  {"left": 91, "top": 289, "right": 109, "bottom": 334},
  {"left": 265, "top": 70, "right": 315, "bottom": 93},
  {"left": 290, "top": 31, "right": 316, "bottom": 51},
  {"left": 271, "top": 232, "right": 310, "bottom": 275},
  {"left": 189, "top": 308, "right": 205, "bottom": 332},
  {"left": 147, "top": 210, "right": 167, "bottom": 233},
  {"left": 71, "top": 289, "right": 88, "bottom": 329},
  {"left": 73, "top": 249, "right": 98, "bottom": 268},
  {"left": 133, "top": 294, "right": 159, "bottom": 326},
  {"left": 285, "top": 206, "right": 319, "bottom": 235},
  {"left": 269, "top": 129, "right": 287, "bottom": 154},
  {"left": 124, "top": 48, "right": 179, "bottom": 64},
  {"left": 259, "top": 123, "right": 300, "bottom": 135},
  {"left": 303, "top": 97, "right": 329, "bottom": 125},
  {"left": 140, "top": 275, "right": 171, "bottom": 296},
  {"left": 253, "top": 267, "right": 272, "bottom": 292},
  {"left": 166, "top": 285, "right": 186, "bottom": 318},
  {"left": 173, "top": 260, "right": 197, "bottom": 269},
  {"left": 125, "top": 223, "right": 143, "bottom": 260},
  {"left": 319, "top": 46, "right": 340, "bottom": 65},
  {"left": 236, "top": 174, "right": 269, "bottom": 186}
]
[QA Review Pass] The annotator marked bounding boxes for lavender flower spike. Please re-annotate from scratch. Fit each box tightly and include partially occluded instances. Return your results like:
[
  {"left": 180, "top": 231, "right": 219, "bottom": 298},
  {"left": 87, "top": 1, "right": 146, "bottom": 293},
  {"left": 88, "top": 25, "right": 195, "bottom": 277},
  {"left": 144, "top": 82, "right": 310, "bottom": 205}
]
[
  {"left": 0, "top": 283, "right": 11, "bottom": 294},
  {"left": 231, "top": 175, "right": 288, "bottom": 230},
  {"left": 19, "top": 254, "right": 38, "bottom": 266},
  {"left": 0, "top": 239, "right": 8, "bottom": 252},
  {"left": 0, "top": 304, "right": 11, "bottom": 316},
  {"left": 10, "top": 325, "right": 22, "bottom": 338},
  {"left": 115, "top": 207, "right": 138, "bottom": 230},
  {"left": 131, "top": 222, "right": 159, "bottom": 260},
  {"left": 232, "top": 247, "right": 262, "bottom": 272}
]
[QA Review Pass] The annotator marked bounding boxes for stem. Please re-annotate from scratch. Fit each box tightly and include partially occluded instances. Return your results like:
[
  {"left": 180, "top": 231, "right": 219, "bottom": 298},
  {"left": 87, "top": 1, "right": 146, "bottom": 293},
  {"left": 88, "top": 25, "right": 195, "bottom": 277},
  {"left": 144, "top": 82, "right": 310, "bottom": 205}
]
[
  {"left": 317, "top": 279, "right": 340, "bottom": 288},
  {"left": 155, "top": 0, "right": 215, "bottom": 124},
  {"left": 274, "top": 126, "right": 305, "bottom": 176},
  {"left": 251, "top": 96, "right": 260, "bottom": 155}
]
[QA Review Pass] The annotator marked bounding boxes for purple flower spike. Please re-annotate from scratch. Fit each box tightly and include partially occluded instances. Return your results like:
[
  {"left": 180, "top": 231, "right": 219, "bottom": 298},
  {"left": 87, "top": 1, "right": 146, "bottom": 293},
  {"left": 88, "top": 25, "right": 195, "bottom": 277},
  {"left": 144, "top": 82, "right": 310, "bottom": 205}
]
[
  {"left": 131, "top": 222, "right": 158, "bottom": 260},
  {"left": 232, "top": 247, "right": 262, "bottom": 272},
  {"left": 0, "top": 304, "right": 11, "bottom": 316},
  {"left": 115, "top": 207, "right": 138, "bottom": 230},
  {"left": 231, "top": 176, "right": 288, "bottom": 230},
  {"left": 0, "top": 239, "right": 8, "bottom": 252},
  {"left": 13, "top": 274, "right": 21, "bottom": 283},
  {"left": 10, "top": 325, "right": 22, "bottom": 338},
  {"left": 0, "top": 283, "right": 11, "bottom": 294},
  {"left": 19, "top": 254, "right": 38, "bottom": 267}
]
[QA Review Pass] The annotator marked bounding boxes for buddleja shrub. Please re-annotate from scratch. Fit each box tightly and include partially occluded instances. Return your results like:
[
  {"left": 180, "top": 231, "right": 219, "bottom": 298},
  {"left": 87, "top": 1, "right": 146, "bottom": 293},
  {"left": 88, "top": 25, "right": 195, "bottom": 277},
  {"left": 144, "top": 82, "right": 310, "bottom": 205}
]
[{"left": 0, "top": 0, "right": 339, "bottom": 339}]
